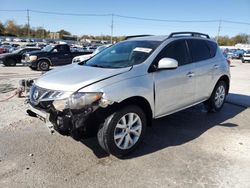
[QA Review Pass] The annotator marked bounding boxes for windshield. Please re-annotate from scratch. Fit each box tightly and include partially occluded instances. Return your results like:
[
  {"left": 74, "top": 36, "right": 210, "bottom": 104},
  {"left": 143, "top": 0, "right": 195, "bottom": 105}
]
[
  {"left": 85, "top": 40, "right": 160, "bottom": 68},
  {"left": 12, "top": 48, "right": 23, "bottom": 54},
  {"left": 92, "top": 45, "right": 110, "bottom": 55},
  {"left": 42, "top": 45, "right": 54, "bottom": 52}
]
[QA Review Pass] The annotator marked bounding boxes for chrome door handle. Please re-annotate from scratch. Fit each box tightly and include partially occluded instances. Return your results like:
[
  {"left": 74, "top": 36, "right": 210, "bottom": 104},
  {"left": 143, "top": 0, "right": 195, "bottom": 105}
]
[{"left": 187, "top": 72, "right": 195, "bottom": 77}]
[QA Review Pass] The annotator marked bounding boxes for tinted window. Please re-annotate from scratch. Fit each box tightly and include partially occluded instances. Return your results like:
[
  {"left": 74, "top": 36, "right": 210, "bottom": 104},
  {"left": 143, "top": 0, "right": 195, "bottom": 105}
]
[
  {"left": 56, "top": 45, "right": 68, "bottom": 53},
  {"left": 187, "top": 39, "right": 211, "bottom": 62},
  {"left": 206, "top": 41, "right": 217, "bottom": 57},
  {"left": 159, "top": 40, "right": 190, "bottom": 66}
]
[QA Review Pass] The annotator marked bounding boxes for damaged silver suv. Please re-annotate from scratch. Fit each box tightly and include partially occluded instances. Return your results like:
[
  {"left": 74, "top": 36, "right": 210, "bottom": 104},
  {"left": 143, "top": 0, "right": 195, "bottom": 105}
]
[{"left": 27, "top": 32, "right": 230, "bottom": 157}]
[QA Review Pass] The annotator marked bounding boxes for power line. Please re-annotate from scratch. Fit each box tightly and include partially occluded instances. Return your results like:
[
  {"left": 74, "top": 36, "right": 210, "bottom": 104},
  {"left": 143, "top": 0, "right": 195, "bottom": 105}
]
[
  {"left": 1, "top": 9, "right": 250, "bottom": 26},
  {"left": 114, "top": 14, "right": 220, "bottom": 23},
  {"left": 29, "top": 9, "right": 112, "bottom": 17},
  {"left": 222, "top": 20, "right": 250, "bottom": 26},
  {"left": 0, "top": 9, "right": 26, "bottom": 12}
]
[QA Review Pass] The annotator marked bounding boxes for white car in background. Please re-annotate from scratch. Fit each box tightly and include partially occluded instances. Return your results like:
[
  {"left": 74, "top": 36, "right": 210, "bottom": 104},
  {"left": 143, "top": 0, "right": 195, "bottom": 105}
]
[
  {"left": 72, "top": 44, "right": 111, "bottom": 63},
  {"left": 242, "top": 50, "right": 250, "bottom": 63}
]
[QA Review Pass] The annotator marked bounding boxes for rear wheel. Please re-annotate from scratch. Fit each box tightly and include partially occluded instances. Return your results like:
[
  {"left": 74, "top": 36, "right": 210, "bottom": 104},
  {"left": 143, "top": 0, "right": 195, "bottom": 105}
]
[
  {"left": 97, "top": 105, "right": 147, "bottom": 157},
  {"left": 204, "top": 81, "right": 227, "bottom": 112},
  {"left": 242, "top": 58, "right": 245, "bottom": 63},
  {"left": 38, "top": 60, "right": 50, "bottom": 71}
]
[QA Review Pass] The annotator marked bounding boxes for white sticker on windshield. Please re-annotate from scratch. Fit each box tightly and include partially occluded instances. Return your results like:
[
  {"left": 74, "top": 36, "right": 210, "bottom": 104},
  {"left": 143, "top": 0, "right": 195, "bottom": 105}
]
[{"left": 133, "top": 47, "right": 152, "bottom": 53}]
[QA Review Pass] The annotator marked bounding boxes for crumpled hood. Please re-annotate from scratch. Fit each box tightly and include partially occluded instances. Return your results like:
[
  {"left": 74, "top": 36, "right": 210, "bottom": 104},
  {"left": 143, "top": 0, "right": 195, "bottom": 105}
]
[{"left": 35, "top": 64, "right": 131, "bottom": 91}]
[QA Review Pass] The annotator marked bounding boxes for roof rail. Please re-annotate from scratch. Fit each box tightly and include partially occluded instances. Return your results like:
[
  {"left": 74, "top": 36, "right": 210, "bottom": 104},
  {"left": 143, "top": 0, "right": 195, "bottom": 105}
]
[
  {"left": 168, "top": 32, "right": 210, "bottom": 39},
  {"left": 124, "top": 35, "right": 153, "bottom": 40}
]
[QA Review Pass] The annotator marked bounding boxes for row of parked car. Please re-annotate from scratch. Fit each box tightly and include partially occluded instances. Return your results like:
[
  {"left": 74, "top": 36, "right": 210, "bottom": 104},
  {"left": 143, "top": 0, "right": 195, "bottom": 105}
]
[
  {"left": 0, "top": 42, "right": 112, "bottom": 71},
  {"left": 221, "top": 48, "right": 250, "bottom": 63}
]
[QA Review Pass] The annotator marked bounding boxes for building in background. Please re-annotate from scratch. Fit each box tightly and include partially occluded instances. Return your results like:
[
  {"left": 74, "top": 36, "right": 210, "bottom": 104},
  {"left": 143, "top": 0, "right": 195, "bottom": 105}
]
[{"left": 49, "top": 32, "right": 60, "bottom": 39}]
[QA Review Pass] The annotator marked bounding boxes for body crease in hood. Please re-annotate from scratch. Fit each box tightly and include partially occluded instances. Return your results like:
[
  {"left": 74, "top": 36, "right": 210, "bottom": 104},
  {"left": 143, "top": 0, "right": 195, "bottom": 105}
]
[{"left": 35, "top": 64, "right": 132, "bottom": 92}]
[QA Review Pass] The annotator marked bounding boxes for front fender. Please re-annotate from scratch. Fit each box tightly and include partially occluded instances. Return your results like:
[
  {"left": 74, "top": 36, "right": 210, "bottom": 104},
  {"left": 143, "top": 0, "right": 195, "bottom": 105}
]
[{"left": 98, "top": 74, "right": 155, "bottom": 116}]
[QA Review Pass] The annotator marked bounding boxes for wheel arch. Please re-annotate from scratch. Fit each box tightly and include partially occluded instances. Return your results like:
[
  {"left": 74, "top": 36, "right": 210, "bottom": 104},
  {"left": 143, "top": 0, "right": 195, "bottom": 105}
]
[
  {"left": 37, "top": 58, "right": 52, "bottom": 66},
  {"left": 217, "top": 75, "right": 230, "bottom": 94},
  {"left": 115, "top": 96, "right": 153, "bottom": 127},
  {"left": 6, "top": 57, "right": 17, "bottom": 65}
]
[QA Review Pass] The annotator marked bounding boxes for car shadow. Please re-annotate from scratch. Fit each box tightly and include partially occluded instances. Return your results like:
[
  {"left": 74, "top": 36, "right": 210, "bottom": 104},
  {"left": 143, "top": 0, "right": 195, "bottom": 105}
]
[
  {"left": 226, "top": 93, "right": 250, "bottom": 107},
  {"left": 79, "top": 102, "right": 245, "bottom": 159}
]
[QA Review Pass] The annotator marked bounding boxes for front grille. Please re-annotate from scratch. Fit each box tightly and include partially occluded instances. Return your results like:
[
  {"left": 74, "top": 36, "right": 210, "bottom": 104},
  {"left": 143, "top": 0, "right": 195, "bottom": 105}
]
[{"left": 29, "top": 85, "right": 66, "bottom": 106}]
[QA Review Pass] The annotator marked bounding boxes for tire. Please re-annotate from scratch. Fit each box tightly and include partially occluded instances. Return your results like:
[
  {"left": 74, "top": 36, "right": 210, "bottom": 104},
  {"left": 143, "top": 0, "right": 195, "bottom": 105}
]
[
  {"left": 38, "top": 60, "right": 50, "bottom": 71},
  {"left": 5, "top": 58, "right": 16, "bottom": 66},
  {"left": 242, "top": 59, "right": 245, "bottom": 63},
  {"left": 97, "top": 105, "right": 147, "bottom": 157},
  {"left": 204, "top": 81, "right": 227, "bottom": 112}
]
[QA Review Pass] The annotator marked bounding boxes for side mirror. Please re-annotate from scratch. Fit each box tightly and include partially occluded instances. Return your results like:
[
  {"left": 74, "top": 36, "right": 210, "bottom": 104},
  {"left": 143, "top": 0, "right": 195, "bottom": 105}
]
[
  {"left": 52, "top": 49, "right": 58, "bottom": 53},
  {"left": 158, "top": 58, "right": 178, "bottom": 70}
]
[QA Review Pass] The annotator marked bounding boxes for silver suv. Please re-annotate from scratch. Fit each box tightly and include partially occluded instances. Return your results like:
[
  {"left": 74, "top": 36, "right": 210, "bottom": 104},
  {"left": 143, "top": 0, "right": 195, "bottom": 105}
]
[{"left": 27, "top": 32, "right": 230, "bottom": 157}]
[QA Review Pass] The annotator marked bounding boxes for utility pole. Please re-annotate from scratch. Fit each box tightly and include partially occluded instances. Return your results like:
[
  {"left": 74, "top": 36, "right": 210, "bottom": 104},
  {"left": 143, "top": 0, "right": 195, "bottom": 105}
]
[
  {"left": 27, "top": 9, "right": 30, "bottom": 38},
  {"left": 216, "top": 19, "right": 221, "bottom": 42},
  {"left": 42, "top": 24, "right": 45, "bottom": 39},
  {"left": 111, "top": 13, "right": 114, "bottom": 44}
]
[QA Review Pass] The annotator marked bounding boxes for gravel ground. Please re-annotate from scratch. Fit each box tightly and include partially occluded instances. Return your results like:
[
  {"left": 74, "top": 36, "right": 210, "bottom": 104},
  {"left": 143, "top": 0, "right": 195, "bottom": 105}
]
[{"left": 0, "top": 61, "right": 250, "bottom": 187}]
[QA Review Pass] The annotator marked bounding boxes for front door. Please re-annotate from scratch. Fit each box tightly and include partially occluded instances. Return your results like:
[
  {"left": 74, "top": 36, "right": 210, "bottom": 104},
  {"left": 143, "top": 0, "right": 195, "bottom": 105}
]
[
  {"left": 50, "top": 46, "right": 71, "bottom": 66},
  {"left": 154, "top": 40, "right": 196, "bottom": 117}
]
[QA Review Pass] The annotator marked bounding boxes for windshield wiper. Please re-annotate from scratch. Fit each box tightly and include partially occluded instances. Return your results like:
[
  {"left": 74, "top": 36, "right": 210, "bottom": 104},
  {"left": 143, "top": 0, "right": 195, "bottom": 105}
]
[{"left": 88, "top": 64, "right": 107, "bottom": 68}]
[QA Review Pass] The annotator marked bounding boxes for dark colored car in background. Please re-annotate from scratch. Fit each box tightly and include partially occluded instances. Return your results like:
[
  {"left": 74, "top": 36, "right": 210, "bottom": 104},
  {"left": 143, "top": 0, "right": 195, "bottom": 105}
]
[
  {"left": 0, "top": 47, "right": 40, "bottom": 66},
  {"left": 24, "top": 44, "right": 92, "bottom": 71},
  {"left": 232, "top": 49, "right": 245, "bottom": 59}
]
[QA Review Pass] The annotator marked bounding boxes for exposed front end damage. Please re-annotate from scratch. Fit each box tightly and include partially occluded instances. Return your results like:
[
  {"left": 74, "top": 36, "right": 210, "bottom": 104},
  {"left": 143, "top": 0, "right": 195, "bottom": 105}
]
[{"left": 27, "top": 84, "right": 113, "bottom": 136}]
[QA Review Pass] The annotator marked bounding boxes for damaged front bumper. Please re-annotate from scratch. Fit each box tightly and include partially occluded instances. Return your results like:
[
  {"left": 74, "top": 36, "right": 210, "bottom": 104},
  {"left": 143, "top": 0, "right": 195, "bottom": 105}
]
[
  {"left": 27, "top": 85, "right": 114, "bottom": 136},
  {"left": 27, "top": 102, "right": 98, "bottom": 135},
  {"left": 27, "top": 104, "right": 55, "bottom": 133}
]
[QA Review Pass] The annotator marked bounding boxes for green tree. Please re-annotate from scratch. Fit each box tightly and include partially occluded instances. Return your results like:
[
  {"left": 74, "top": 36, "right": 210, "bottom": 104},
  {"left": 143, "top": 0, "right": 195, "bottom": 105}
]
[
  {"left": 231, "top": 33, "right": 249, "bottom": 44},
  {"left": 4, "top": 20, "right": 19, "bottom": 36},
  {"left": 57, "top": 29, "right": 71, "bottom": 38},
  {"left": 0, "top": 22, "right": 5, "bottom": 35}
]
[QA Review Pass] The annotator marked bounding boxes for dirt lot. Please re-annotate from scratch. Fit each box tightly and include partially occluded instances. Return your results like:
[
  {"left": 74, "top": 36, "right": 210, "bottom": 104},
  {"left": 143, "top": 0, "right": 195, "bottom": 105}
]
[{"left": 0, "top": 61, "right": 250, "bottom": 187}]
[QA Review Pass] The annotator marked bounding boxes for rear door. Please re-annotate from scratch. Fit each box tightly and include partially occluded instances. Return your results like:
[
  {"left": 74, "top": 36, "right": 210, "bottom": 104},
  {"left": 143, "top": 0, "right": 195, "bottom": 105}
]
[
  {"left": 187, "top": 39, "right": 217, "bottom": 102},
  {"left": 154, "top": 39, "right": 196, "bottom": 117}
]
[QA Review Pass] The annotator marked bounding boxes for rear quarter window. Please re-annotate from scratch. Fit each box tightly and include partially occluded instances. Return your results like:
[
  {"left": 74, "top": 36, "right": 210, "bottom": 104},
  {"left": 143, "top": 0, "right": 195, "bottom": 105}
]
[
  {"left": 187, "top": 39, "right": 211, "bottom": 62},
  {"left": 206, "top": 41, "right": 217, "bottom": 57}
]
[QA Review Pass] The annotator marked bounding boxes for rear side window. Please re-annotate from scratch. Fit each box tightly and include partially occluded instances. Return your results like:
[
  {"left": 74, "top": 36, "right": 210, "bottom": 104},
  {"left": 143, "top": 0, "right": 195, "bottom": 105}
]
[
  {"left": 187, "top": 39, "right": 211, "bottom": 62},
  {"left": 159, "top": 40, "right": 190, "bottom": 66},
  {"left": 206, "top": 41, "right": 217, "bottom": 57}
]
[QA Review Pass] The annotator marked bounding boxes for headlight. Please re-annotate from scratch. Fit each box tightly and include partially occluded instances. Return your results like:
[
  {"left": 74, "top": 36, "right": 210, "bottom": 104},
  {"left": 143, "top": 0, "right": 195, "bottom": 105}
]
[
  {"left": 72, "top": 58, "right": 80, "bottom": 63},
  {"left": 53, "top": 92, "right": 103, "bottom": 111},
  {"left": 29, "top": 55, "right": 37, "bottom": 62}
]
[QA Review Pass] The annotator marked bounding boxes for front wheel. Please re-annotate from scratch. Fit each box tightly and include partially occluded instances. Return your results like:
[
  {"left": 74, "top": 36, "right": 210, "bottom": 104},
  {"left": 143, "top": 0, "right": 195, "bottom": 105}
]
[
  {"left": 97, "top": 105, "right": 147, "bottom": 157},
  {"left": 4, "top": 58, "right": 17, "bottom": 66},
  {"left": 38, "top": 60, "right": 50, "bottom": 71},
  {"left": 204, "top": 81, "right": 227, "bottom": 112}
]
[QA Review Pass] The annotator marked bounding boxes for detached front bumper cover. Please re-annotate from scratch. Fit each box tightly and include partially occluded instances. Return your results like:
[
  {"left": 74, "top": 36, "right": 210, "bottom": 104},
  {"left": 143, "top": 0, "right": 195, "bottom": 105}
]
[{"left": 27, "top": 104, "right": 55, "bottom": 133}]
